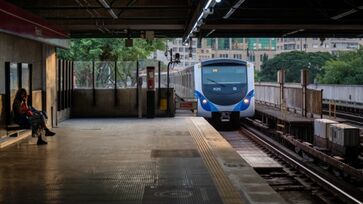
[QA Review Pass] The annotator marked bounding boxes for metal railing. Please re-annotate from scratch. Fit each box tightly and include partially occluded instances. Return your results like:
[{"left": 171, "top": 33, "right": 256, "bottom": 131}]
[{"left": 255, "top": 82, "right": 323, "bottom": 117}]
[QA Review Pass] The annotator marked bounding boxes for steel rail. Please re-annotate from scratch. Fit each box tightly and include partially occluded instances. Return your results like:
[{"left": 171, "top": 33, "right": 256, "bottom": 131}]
[{"left": 241, "top": 125, "right": 363, "bottom": 204}]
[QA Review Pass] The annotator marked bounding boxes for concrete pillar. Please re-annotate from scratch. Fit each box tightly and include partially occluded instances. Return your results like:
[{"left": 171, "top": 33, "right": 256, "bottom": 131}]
[{"left": 42, "top": 45, "right": 57, "bottom": 128}]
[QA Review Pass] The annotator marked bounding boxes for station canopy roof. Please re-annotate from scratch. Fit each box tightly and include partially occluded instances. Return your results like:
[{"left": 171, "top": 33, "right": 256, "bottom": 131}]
[{"left": 7, "top": 0, "right": 363, "bottom": 39}]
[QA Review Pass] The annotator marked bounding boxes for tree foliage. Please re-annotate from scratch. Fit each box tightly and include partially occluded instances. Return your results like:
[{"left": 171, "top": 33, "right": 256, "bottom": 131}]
[
  {"left": 258, "top": 51, "right": 333, "bottom": 83},
  {"left": 57, "top": 38, "right": 166, "bottom": 88},
  {"left": 57, "top": 38, "right": 166, "bottom": 61},
  {"left": 319, "top": 48, "right": 363, "bottom": 84}
]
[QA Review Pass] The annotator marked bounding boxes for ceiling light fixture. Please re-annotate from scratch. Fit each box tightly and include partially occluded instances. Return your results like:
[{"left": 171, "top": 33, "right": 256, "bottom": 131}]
[
  {"left": 331, "top": 9, "right": 357, "bottom": 20},
  {"left": 183, "top": 0, "right": 220, "bottom": 44},
  {"left": 98, "top": 0, "right": 118, "bottom": 19},
  {"left": 282, "top": 29, "right": 305, "bottom": 37},
  {"left": 223, "top": 0, "right": 246, "bottom": 19},
  {"left": 206, "top": 29, "right": 216, "bottom": 37}
]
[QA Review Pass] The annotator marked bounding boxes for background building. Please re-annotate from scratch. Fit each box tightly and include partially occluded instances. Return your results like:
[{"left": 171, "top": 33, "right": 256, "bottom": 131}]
[
  {"left": 196, "top": 38, "right": 276, "bottom": 71},
  {"left": 151, "top": 37, "right": 363, "bottom": 71},
  {"left": 276, "top": 38, "right": 363, "bottom": 54}
]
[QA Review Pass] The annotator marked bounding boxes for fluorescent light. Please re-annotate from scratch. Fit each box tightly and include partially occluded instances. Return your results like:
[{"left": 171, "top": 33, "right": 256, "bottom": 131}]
[
  {"left": 223, "top": 9, "right": 235, "bottom": 19},
  {"left": 216, "top": 0, "right": 221, "bottom": 2},
  {"left": 223, "top": 0, "right": 246, "bottom": 19},
  {"left": 331, "top": 9, "right": 357, "bottom": 20},
  {"left": 98, "top": 0, "right": 110, "bottom": 9},
  {"left": 183, "top": 0, "right": 218, "bottom": 44},
  {"left": 204, "top": 0, "right": 213, "bottom": 10},
  {"left": 98, "top": 0, "right": 118, "bottom": 19},
  {"left": 108, "top": 10, "right": 118, "bottom": 19},
  {"left": 206, "top": 29, "right": 215, "bottom": 37},
  {"left": 233, "top": 0, "right": 247, "bottom": 8},
  {"left": 282, "top": 29, "right": 304, "bottom": 37}
]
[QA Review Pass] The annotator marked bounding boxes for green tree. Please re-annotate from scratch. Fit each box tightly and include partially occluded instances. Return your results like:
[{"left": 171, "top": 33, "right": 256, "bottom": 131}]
[
  {"left": 57, "top": 38, "right": 166, "bottom": 87},
  {"left": 320, "top": 48, "right": 363, "bottom": 84},
  {"left": 57, "top": 38, "right": 166, "bottom": 61},
  {"left": 258, "top": 51, "right": 333, "bottom": 83}
]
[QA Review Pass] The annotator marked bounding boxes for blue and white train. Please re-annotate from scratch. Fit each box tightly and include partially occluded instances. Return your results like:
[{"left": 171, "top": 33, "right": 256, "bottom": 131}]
[{"left": 170, "top": 58, "right": 255, "bottom": 123}]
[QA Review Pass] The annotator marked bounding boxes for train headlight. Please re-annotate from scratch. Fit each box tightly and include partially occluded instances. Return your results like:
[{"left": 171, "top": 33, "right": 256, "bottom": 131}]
[
  {"left": 202, "top": 99, "right": 208, "bottom": 104},
  {"left": 243, "top": 98, "right": 249, "bottom": 104}
]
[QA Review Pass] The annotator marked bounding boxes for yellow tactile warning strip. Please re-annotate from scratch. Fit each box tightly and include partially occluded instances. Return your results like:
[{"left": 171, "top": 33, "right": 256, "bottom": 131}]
[{"left": 188, "top": 118, "right": 244, "bottom": 204}]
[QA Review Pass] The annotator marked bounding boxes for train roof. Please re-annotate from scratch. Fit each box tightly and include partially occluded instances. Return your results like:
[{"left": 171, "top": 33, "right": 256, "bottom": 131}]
[{"left": 201, "top": 58, "right": 248, "bottom": 66}]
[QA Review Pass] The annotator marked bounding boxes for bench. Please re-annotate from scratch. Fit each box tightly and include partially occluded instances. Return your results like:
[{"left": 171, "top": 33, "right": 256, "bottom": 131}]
[
  {"left": 0, "top": 129, "right": 32, "bottom": 148},
  {"left": 7, "top": 124, "right": 26, "bottom": 137},
  {"left": 0, "top": 124, "right": 32, "bottom": 148}
]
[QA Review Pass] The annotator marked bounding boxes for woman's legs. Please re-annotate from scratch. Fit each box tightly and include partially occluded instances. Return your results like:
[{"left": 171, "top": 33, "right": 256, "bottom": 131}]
[
  {"left": 33, "top": 110, "right": 55, "bottom": 136},
  {"left": 30, "top": 113, "right": 47, "bottom": 145}
]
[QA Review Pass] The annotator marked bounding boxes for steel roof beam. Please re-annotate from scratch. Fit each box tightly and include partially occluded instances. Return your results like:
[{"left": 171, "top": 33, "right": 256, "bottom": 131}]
[
  {"left": 203, "top": 24, "right": 363, "bottom": 30},
  {"left": 24, "top": 6, "right": 352, "bottom": 11},
  {"left": 24, "top": 6, "right": 190, "bottom": 10},
  {"left": 59, "top": 24, "right": 185, "bottom": 30},
  {"left": 45, "top": 17, "right": 187, "bottom": 20}
]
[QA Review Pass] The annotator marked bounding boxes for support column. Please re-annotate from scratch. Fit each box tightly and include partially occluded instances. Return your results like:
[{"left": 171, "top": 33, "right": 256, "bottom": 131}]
[
  {"left": 277, "top": 69, "right": 285, "bottom": 111},
  {"left": 301, "top": 69, "right": 308, "bottom": 117},
  {"left": 42, "top": 44, "right": 57, "bottom": 128}
]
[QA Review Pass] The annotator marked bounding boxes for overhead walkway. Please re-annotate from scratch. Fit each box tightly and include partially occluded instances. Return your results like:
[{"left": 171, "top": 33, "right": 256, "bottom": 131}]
[{"left": 0, "top": 117, "right": 285, "bottom": 204}]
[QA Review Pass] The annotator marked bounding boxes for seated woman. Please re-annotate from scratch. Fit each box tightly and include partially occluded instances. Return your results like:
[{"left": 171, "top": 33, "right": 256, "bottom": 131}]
[{"left": 12, "top": 88, "right": 55, "bottom": 145}]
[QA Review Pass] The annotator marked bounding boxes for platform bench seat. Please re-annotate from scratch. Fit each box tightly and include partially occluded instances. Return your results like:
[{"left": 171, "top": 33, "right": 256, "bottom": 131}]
[
  {"left": 0, "top": 124, "right": 32, "bottom": 148},
  {"left": 0, "top": 129, "right": 32, "bottom": 148},
  {"left": 7, "top": 124, "right": 23, "bottom": 131}
]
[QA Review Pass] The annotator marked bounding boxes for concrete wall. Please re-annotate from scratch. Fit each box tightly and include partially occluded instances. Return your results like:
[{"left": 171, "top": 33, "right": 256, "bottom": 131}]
[
  {"left": 308, "top": 84, "right": 363, "bottom": 104},
  {"left": 0, "top": 32, "right": 63, "bottom": 129},
  {"left": 71, "top": 88, "right": 175, "bottom": 117},
  {"left": 0, "top": 32, "right": 43, "bottom": 94},
  {"left": 43, "top": 45, "right": 58, "bottom": 127},
  {"left": 255, "top": 82, "right": 323, "bottom": 115},
  {"left": 0, "top": 95, "right": 5, "bottom": 137},
  {"left": 57, "top": 109, "right": 70, "bottom": 125}
]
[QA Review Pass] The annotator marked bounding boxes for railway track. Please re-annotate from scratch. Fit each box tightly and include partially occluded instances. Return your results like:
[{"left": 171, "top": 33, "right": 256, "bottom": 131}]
[
  {"left": 234, "top": 123, "right": 363, "bottom": 204},
  {"left": 322, "top": 109, "right": 363, "bottom": 127}
]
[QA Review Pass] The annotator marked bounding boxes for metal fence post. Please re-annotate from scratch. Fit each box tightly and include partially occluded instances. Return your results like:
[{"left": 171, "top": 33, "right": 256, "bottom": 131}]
[
  {"left": 320, "top": 89, "right": 323, "bottom": 118},
  {"left": 136, "top": 60, "right": 139, "bottom": 109},
  {"left": 92, "top": 60, "right": 96, "bottom": 106},
  {"left": 114, "top": 61, "right": 118, "bottom": 106},
  {"left": 138, "top": 77, "right": 142, "bottom": 118},
  {"left": 277, "top": 69, "right": 285, "bottom": 111},
  {"left": 158, "top": 61, "right": 161, "bottom": 107},
  {"left": 301, "top": 69, "right": 308, "bottom": 117}
]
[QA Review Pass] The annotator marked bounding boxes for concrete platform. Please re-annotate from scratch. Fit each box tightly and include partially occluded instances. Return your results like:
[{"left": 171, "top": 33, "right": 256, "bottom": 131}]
[
  {"left": 256, "top": 104, "right": 312, "bottom": 123},
  {"left": 0, "top": 117, "right": 286, "bottom": 204},
  {"left": 221, "top": 131, "right": 282, "bottom": 170}
]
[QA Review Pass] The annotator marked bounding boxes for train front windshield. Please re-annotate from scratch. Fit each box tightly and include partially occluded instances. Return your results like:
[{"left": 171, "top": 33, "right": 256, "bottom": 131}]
[
  {"left": 202, "top": 66, "right": 246, "bottom": 85},
  {"left": 202, "top": 65, "right": 248, "bottom": 106}
]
